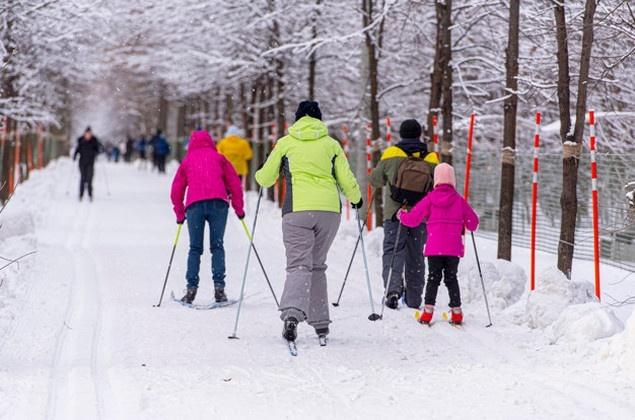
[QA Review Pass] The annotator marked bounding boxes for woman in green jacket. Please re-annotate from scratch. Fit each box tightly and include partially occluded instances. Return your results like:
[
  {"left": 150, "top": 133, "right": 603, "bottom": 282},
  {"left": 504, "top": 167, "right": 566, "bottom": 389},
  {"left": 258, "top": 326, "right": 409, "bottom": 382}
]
[{"left": 255, "top": 101, "right": 362, "bottom": 345}]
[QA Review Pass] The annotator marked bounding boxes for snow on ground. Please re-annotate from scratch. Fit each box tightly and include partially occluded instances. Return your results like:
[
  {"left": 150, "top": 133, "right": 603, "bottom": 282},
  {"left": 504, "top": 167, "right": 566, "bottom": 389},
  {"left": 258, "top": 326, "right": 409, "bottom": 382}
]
[{"left": 0, "top": 158, "right": 634, "bottom": 420}]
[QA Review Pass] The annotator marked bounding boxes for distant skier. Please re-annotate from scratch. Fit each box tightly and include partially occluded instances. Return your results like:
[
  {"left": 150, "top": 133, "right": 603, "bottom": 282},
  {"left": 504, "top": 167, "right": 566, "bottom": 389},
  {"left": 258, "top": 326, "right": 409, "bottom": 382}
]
[
  {"left": 170, "top": 130, "right": 244, "bottom": 305},
  {"left": 398, "top": 163, "right": 479, "bottom": 325},
  {"left": 366, "top": 119, "right": 438, "bottom": 310},
  {"left": 151, "top": 129, "right": 171, "bottom": 173},
  {"left": 255, "top": 101, "right": 362, "bottom": 345},
  {"left": 217, "top": 125, "right": 253, "bottom": 182},
  {"left": 124, "top": 136, "right": 134, "bottom": 162},
  {"left": 73, "top": 127, "right": 102, "bottom": 201},
  {"left": 136, "top": 136, "right": 148, "bottom": 169}
]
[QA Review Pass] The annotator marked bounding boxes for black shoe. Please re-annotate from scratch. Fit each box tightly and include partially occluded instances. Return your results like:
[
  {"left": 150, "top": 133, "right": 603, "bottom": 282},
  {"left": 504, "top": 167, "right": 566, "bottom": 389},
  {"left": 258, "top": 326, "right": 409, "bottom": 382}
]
[
  {"left": 385, "top": 293, "right": 399, "bottom": 310},
  {"left": 181, "top": 287, "right": 197, "bottom": 304},
  {"left": 214, "top": 288, "right": 228, "bottom": 303},
  {"left": 315, "top": 327, "right": 329, "bottom": 338},
  {"left": 282, "top": 317, "right": 298, "bottom": 342}
]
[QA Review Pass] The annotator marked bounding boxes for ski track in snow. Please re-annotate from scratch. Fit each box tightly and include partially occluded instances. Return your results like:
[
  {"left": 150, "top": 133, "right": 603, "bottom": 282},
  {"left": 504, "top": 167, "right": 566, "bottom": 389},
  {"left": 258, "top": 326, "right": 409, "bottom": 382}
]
[{"left": 0, "top": 159, "right": 634, "bottom": 420}]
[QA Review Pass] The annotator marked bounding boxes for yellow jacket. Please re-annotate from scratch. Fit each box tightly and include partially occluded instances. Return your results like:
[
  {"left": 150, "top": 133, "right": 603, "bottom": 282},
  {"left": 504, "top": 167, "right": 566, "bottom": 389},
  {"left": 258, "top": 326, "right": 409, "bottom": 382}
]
[{"left": 217, "top": 135, "right": 253, "bottom": 176}]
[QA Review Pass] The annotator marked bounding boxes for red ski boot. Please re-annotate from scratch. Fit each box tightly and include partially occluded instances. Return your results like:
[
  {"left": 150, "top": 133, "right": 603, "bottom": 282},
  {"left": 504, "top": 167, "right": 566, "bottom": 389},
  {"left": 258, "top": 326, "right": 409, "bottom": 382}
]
[
  {"left": 450, "top": 307, "right": 463, "bottom": 325},
  {"left": 418, "top": 305, "right": 434, "bottom": 325}
]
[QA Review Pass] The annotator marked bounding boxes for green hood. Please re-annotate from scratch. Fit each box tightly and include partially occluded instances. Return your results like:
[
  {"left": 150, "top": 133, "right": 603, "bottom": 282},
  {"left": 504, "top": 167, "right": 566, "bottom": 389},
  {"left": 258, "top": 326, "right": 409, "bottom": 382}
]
[{"left": 288, "top": 116, "right": 328, "bottom": 141}]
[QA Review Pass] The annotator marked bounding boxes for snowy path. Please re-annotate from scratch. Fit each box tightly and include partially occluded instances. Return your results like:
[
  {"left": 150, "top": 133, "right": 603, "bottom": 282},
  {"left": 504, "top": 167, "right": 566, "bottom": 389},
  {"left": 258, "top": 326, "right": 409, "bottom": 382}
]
[{"left": 0, "top": 160, "right": 634, "bottom": 419}]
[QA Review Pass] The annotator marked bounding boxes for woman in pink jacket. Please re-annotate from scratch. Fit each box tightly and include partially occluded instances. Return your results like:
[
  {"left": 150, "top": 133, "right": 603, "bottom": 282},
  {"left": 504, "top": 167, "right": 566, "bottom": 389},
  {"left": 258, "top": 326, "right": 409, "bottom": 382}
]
[
  {"left": 171, "top": 130, "right": 245, "bottom": 305},
  {"left": 399, "top": 163, "right": 479, "bottom": 325}
]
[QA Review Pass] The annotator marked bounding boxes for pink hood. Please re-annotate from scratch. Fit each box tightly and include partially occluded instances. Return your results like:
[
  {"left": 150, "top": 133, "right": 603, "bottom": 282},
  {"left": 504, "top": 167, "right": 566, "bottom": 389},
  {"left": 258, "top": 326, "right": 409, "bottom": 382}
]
[
  {"left": 399, "top": 184, "right": 479, "bottom": 257},
  {"left": 170, "top": 131, "right": 244, "bottom": 221}
]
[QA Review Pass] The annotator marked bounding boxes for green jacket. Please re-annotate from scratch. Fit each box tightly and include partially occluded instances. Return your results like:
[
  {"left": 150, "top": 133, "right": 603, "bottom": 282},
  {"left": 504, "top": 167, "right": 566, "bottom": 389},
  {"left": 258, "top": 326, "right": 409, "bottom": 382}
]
[
  {"left": 255, "top": 116, "right": 361, "bottom": 215},
  {"left": 368, "top": 145, "right": 439, "bottom": 221}
]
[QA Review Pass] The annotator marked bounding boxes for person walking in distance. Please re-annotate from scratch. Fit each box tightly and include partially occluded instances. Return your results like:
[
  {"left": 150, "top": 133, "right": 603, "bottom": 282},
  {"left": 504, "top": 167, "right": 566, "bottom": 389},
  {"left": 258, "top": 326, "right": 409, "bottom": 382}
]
[
  {"left": 366, "top": 119, "right": 438, "bottom": 310},
  {"left": 217, "top": 125, "right": 253, "bottom": 184},
  {"left": 73, "top": 126, "right": 102, "bottom": 201},
  {"left": 151, "top": 129, "right": 171, "bottom": 174},
  {"left": 255, "top": 101, "right": 362, "bottom": 345},
  {"left": 398, "top": 163, "right": 479, "bottom": 325},
  {"left": 170, "top": 130, "right": 245, "bottom": 304}
]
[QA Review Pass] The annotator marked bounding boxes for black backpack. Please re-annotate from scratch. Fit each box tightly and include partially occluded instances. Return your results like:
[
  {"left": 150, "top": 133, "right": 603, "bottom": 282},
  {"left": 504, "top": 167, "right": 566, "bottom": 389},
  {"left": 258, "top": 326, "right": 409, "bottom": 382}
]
[{"left": 390, "top": 155, "right": 434, "bottom": 206}]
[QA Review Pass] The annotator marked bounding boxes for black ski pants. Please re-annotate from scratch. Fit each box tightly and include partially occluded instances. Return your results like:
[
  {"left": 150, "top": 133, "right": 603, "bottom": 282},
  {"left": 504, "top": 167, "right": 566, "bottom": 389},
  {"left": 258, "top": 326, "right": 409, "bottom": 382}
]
[
  {"left": 425, "top": 256, "right": 461, "bottom": 308},
  {"left": 156, "top": 155, "right": 167, "bottom": 173},
  {"left": 79, "top": 162, "right": 94, "bottom": 198}
]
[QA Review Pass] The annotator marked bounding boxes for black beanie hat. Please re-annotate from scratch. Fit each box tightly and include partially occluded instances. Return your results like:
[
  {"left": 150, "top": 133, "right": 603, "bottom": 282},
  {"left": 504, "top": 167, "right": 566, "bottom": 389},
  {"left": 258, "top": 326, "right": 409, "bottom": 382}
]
[
  {"left": 399, "top": 119, "right": 422, "bottom": 139},
  {"left": 295, "top": 101, "right": 322, "bottom": 121}
]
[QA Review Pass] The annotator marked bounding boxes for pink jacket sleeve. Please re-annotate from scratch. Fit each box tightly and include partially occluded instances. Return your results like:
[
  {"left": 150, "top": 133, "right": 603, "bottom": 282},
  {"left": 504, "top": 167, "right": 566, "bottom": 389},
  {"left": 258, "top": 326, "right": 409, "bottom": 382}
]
[
  {"left": 221, "top": 156, "right": 245, "bottom": 216},
  {"left": 170, "top": 163, "right": 188, "bottom": 222},
  {"left": 399, "top": 197, "right": 430, "bottom": 228},
  {"left": 463, "top": 198, "right": 480, "bottom": 232}
]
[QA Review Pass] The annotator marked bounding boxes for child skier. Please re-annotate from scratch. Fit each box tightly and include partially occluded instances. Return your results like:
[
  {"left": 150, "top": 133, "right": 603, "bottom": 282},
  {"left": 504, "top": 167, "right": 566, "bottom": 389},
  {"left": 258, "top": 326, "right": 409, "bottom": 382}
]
[
  {"left": 398, "top": 163, "right": 479, "bottom": 325},
  {"left": 170, "top": 130, "right": 245, "bottom": 304}
]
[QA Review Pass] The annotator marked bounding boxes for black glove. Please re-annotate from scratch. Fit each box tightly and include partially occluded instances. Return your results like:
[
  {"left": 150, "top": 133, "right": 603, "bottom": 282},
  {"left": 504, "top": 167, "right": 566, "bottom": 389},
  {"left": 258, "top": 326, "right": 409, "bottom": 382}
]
[
  {"left": 236, "top": 210, "right": 245, "bottom": 220},
  {"left": 177, "top": 218, "right": 185, "bottom": 225},
  {"left": 351, "top": 198, "right": 363, "bottom": 209}
]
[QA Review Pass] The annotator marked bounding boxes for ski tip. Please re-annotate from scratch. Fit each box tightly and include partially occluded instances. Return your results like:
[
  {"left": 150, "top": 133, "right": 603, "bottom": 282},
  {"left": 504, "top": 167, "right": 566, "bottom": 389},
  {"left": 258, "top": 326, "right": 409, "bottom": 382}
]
[
  {"left": 414, "top": 310, "right": 421, "bottom": 321},
  {"left": 441, "top": 311, "right": 449, "bottom": 321}
]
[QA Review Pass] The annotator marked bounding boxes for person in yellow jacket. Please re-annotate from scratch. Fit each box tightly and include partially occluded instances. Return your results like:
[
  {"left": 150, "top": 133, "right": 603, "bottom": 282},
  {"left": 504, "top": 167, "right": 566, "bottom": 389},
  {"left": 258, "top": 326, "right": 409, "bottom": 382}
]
[
  {"left": 217, "top": 126, "right": 253, "bottom": 178},
  {"left": 367, "top": 119, "right": 439, "bottom": 310}
]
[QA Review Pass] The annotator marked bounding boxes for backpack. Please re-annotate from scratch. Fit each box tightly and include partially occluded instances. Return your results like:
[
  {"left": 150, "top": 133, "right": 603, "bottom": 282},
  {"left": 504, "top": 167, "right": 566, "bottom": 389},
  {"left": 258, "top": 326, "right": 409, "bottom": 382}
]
[{"left": 390, "top": 155, "right": 434, "bottom": 206}]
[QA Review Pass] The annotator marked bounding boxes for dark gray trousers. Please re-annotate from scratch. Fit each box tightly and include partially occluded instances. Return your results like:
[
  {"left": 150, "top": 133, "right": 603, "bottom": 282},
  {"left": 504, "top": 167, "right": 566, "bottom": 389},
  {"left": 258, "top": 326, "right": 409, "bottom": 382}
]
[{"left": 382, "top": 219, "right": 426, "bottom": 308}]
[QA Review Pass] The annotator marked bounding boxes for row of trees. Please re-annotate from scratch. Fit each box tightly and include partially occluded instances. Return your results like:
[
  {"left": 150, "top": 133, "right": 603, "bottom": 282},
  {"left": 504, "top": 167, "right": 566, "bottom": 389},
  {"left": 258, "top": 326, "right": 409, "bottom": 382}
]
[{"left": 2, "top": 0, "right": 634, "bottom": 277}]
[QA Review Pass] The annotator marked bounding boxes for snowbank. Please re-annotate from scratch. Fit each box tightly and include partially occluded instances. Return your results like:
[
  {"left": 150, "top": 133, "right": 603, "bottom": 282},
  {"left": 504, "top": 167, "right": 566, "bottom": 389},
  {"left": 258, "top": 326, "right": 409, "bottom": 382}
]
[
  {"left": 523, "top": 267, "right": 595, "bottom": 329},
  {"left": 460, "top": 259, "right": 526, "bottom": 310},
  {"left": 601, "top": 310, "right": 635, "bottom": 372},
  {"left": 545, "top": 302, "right": 624, "bottom": 344}
]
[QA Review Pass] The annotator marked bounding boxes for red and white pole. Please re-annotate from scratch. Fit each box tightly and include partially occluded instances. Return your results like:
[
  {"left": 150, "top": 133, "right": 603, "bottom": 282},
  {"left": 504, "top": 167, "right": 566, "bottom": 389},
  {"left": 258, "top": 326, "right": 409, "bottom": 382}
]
[
  {"left": 13, "top": 123, "right": 21, "bottom": 192},
  {"left": 385, "top": 115, "right": 392, "bottom": 149},
  {"left": 589, "top": 110, "right": 601, "bottom": 300},
  {"left": 342, "top": 124, "right": 351, "bottom": 221},
  {"left": 432, "top": 113, "right": 440, "bottom": 159},
  {"left": 463, "top": 112, "right": 476, "bottom": 201},
  {"left": 366, "top": 125, "right": 373, "bottom": 231},
  {"left": 530, "top": 112, "right": 541, "bottom": 291}
]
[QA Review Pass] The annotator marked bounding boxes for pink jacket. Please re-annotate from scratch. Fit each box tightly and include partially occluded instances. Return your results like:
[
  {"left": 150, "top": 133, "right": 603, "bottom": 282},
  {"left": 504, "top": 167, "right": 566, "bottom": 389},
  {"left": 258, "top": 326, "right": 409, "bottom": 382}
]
[
  {"left": 170, "top": 131, "right": 244, "bottom": 222},
  {"left": 399, "top": 184, "right": 479, "bottom": 257}
]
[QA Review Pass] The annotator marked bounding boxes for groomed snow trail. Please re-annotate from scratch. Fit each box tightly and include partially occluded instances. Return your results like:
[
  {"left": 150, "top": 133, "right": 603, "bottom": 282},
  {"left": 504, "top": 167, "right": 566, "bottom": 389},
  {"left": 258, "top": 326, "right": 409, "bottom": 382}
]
[{"left": 0, "top": 160, "right": 634, "bottom": 420}]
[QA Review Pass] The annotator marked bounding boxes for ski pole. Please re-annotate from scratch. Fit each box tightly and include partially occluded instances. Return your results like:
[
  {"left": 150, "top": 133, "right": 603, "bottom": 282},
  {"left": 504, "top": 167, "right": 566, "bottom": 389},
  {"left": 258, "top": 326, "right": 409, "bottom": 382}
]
[
  {"left": 153, "top": 223, "right": 183, "bottom": 307},
  {"left": 471, "top": 232, "right": 493, "bottom": 327},
  {"left": 356, "top": 207, "right": 381, "bottom": 321},
  {"left": 240, "top": 218, "right": 279, "bottom": 307},
  {"left": 331, "top": 232, "right": 361, "bottom": 307},
  {"left": 379, "top": 220, "right": 403, "bottom": 319},
  {"left": 229, "top": 189, "right": 263, "bottom": 339}
]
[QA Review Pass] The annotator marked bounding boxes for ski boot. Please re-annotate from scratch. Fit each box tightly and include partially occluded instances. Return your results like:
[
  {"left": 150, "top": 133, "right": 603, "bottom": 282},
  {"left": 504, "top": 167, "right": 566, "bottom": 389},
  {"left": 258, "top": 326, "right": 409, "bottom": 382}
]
[
  {"left": 316, "top": 327, "right": 329, "bottom": 347},
  {"left": 282, "top": 317, "right": 298, "bottom": 342},
  {"left": 214, "top": 287, "right": 228, "bottom": 303},
  {"left": 385, "top": 292, "right": 400, "bottom": 310},
  {"left": 450, "top": 307, "right": 463, "bottom": 325},
  {"left": 180, "top": 287, "right": 197, "bottom": 304},
  {"left": 418, "top": 305, "right": 434, "bottom": 325}
]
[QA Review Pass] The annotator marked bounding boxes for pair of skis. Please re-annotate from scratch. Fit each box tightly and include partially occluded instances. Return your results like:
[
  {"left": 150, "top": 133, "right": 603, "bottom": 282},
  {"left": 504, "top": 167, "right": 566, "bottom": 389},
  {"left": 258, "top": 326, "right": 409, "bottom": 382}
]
[
  {"left": 169, "top": 291, "right": 238, "bottom": 310},
  {"left": 286, "top": 335, "right": 327, "bottom": 357}
]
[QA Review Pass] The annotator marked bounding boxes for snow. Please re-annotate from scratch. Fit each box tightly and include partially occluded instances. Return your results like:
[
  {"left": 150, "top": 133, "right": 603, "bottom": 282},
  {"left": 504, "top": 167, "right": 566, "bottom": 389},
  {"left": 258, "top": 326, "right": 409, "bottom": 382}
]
[
  {"left": 545, "top": 302, "right": 624, "bottom": 344},
  {"left": 1, "top": 159, "right": 635, "bottom": 419},
  {"left": 523, "top": 267, "right": 595, "bottom": 329}
]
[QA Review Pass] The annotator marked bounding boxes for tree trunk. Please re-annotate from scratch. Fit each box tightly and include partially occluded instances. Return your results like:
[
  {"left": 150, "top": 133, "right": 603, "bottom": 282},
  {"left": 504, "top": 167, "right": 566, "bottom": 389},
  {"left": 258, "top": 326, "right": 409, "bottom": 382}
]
[
  {"left": 362, "top": 0, "right": 384, "bottom": 226},
  {"left": 497, "top": 0, "right": 520, "bottom": 261},
  {"left": 308, "top": 0, "right": 321, "bottom": 100},
  {"left": 556, "top": 0, "right": 597, "bottom": 278},
  {"left": 440, "top": 0, "right": 453, "bottom": 164},
  {"left": 427, "top": 1, "right": 445, "bottom": 148}
]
